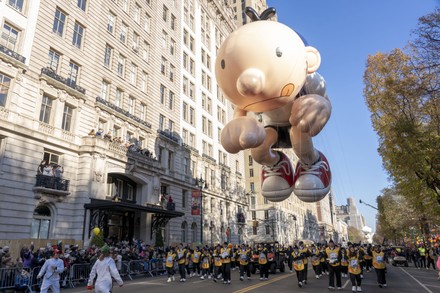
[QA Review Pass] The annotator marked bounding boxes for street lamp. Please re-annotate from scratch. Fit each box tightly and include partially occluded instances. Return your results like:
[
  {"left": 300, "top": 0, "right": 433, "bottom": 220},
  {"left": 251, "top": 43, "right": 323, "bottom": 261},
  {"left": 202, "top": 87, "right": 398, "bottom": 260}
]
[
  {"left": 359, "top": 199, "right": 378, "bottom": 210},
  {"left": 195, "top": 176, "right": 208, "bottom": 244},
  {"left": 292, "top": 215, "right": 298, "bottom": 241}
]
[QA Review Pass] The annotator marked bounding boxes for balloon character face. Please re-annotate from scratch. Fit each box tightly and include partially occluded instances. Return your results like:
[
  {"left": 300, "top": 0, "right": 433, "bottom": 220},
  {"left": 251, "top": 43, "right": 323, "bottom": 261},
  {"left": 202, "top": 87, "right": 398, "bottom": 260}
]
[{"left": 215, "top": 21, "right": 321, "bottom": 113}]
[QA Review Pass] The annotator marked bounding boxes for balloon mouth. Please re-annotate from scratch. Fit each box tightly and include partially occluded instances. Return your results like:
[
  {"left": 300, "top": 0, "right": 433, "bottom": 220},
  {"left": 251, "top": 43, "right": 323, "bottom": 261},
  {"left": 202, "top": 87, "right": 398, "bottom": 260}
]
[{"left": 243, "top": 95, "right": 291, "bottom": 111}]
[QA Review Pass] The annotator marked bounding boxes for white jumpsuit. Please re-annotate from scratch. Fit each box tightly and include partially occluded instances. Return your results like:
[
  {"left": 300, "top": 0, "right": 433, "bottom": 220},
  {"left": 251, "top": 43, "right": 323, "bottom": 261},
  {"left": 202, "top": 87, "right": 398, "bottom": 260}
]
[
  {"left": 88, "top": 257, "right": 123, "bottom": 293},
  {"left": 37, "top": 257, "right": 65, "bottom": 293}
]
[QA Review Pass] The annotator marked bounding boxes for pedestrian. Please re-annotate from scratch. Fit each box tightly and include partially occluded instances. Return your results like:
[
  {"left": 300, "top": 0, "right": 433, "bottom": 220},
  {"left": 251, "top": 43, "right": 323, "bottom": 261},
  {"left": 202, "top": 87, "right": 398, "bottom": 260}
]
[
  {"left": 325, "top": 239, "right": 342, "bottom": 290},
  {"left": 298, "top": 241, "right": 310, "bottom": 284},
  {"left": 37, "top": 249, "right": 65, "bottom": 293},
  {"left": 238, "top": 244, "right": 251, "bottom": 281},
  {"left": 436, "top": 253, "right": 440, "bottom": 280},
  {"left": 372, "top": 244, "right": 387, "bottom": 288},
  {"left": 176, "top": 243, "right": 187, "bottom": 282},
  {"left": 418, "top": 244, "right": 427, "bottom": 269},
  {"left": 87, "top": 245, "right": 123, "bottom": 293},
  {"left": 292, "top": 245, "right": 306, "bottom": 288},
  {"left": 310, "top": 244, "right": 322, "bottom": 279},
  {"left": 348, "top": 245, "right": 362, "bottom": 292},
  {"left": 258, "top": 244, "right": 269, "bottom": 281},
  {"left": 165, "top": 246, "right": 176, "bottom": 282},
  {"left": 212, "top": 245, "right": 223, "bottom": 283},
  {"left": 221, "top": 242, "right": 232, "bottom": 284},
  {"left": 200, "top": 247, "right": 211, "bottom": 279},
  {"left": 340, "top": 247, "right": 349, "bottom": 278},
  {"left": 427, "top": 247, "right": 437, "bottom": 270}
]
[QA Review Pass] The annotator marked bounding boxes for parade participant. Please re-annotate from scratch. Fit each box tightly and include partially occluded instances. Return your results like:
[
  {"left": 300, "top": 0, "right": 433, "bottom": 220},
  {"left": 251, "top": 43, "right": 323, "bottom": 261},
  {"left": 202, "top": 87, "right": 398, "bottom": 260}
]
[
  {"left": 287, "top": 245, "right": 294, "bottom": 272},
  {"left": 220, "top": 242, "right": 232, "bottom": 284},
  {"left": 319, "top": 244, "right": 329, "bottom": 275},
  {"left": 363, "top": 244, "right": 373, "bottom": 273},
  {"left": 212, "top": 245, "right": 223, "bottom": 283},
  {"left": 238, "top": 244, "right": 252, "bottom": 281},
  {"left": 310, "top": 244, "right": 322, "bottom": 278},
  {"left": 165, "top": 246, "right": 176, "bottom": 283},
  {"left": 426, "top": 247, "right": 437, "bottom": 270},
  {"left": 372, "top": 245, "right": 387, "bottom": 288},
  {"left": 258, "top": 244, "right": 269, "bottom": 280},
  {"left": 325, "top": 240, "right": 342, "bottom": 290},
  {"left": 191, "top": 246, "right": 201, "bottom": 277},
  {"left": 348, "top": 245, "right": 362, "bottom": 292},
  {"left": 87, "top": 245, "right": 123, "bottom": 293},
  {"left": 418, "top": 244, "right": 427, "bottom": 269},
  {"left": 298, "top": 241, "right": 310, "bottom": 284},
  {"left": 292, "top": 245, "right": 306, "bottom": 288},
  {"left": 200, "top": 248, "right": 211, "bottom": 279},
  {"left": 176, "top": 243, "right": 187, "bottom": 282},
  {"left": 340, "top": 247, "right": 349, "bottom": 278},
  {"left": 37, "top": 249, "right": 65, "bottom": 293}
]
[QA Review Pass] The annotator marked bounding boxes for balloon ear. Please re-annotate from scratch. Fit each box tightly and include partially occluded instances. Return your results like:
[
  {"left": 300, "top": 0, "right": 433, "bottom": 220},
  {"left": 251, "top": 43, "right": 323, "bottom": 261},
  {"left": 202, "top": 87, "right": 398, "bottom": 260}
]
[{"left": 305, "top": 46, "right": 321, "bottom": 73}]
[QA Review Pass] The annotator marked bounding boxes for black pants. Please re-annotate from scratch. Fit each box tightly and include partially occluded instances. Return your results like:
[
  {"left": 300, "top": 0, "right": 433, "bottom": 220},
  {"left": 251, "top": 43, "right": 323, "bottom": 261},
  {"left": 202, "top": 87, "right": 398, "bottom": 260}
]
[
  {"left": 349, "top": 273, "right": 361, "bottom": 286},
  {"left": 321, "top": 261, "right": 328, "bottom": 273},
  {"left": 192, "top": 262, "right": 200, "bottom": 274},
  {"left": 178, "top": 263, "right": 186, "bottom": 279},
  {"left": 375, "top": 268, "right": 386, "bottom": 285},
  {"left": 222, "top": 262, "right": 231, "bottom": 282},
  {"left": 259, "top": 263, "right": 269, "bottom": 278},
  {"left": 295, "top": 269, "right": 305, "bottom": 283},
  {"left": 303, "top": 263, "right": 308, "bottom": 281},
  {"left": 328, "top": 265, "right": 342, "bottom": 288},
  {"left": 213, "top": 266, "right": 222, "bottom": 279},
  {"left": 427, "top": 257, "right": 436, "bottom": 269},
  {"left": 166, "top": 266, "right": 175, "bottom": 277},
  {"left": 365, "top": 259, "right": 373, "bottom": 271},
  {"left": 419, "top": 256, "right": 426, "bottom": 268},
  {"left": 239, "top": 264, "right": 251, "bottom": 278},
  {"left": 313, "top": 264, "right": 322, "bottom": 276}
]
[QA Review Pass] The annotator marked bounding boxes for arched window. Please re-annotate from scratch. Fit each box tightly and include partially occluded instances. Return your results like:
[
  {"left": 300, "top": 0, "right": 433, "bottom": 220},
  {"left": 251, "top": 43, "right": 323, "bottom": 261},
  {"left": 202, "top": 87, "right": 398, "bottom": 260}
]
[
  {"left": 31, "top": 205, "right": 51, "bottom": 239},
  {"left": 191, "top": 222, "right": 197, "bottom": 243},
  {"left": 181, "top": 221, "right": 187, "bottom": 243}
]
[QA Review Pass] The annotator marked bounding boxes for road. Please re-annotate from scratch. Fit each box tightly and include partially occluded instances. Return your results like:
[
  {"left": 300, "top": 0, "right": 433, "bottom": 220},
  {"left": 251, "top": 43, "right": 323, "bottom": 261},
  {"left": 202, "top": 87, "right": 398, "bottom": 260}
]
[{"left": 65, "top": 264, "right": 440, "bottom": 293}]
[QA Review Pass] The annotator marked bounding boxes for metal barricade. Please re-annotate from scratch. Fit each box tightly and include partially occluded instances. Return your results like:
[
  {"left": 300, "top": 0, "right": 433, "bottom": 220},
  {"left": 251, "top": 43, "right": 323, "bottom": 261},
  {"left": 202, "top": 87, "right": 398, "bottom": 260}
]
[
  {"left": 150, "top": 258, "right": 166, "bottom": 276},
  {"left": 0, "top": 267, "right": 33, "bottom": 293},
  {"left": 128, "top": 260, "right": 153, "bottom": 278},
  {"left": 69, "top": 263, "right": 91, "bottom": 288},
  {"left": 119, "top": 261, "right": 132, "bottom": 280}
]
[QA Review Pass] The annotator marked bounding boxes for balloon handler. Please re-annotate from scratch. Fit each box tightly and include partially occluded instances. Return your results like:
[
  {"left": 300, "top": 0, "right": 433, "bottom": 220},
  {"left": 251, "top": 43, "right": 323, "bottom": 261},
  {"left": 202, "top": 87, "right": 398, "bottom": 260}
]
[
  {"left": 87, "top": 245, "right": 123, "bottom": 293},
  {"left": 215, "top": 7, "right": 331, "bottom": 203}
]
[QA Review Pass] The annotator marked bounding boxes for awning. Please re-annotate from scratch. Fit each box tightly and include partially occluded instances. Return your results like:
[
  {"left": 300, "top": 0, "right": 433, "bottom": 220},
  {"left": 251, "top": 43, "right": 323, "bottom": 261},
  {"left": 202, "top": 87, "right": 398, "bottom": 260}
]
[{"left": 84, "top": 198, "right": 184, "bottom": 218}]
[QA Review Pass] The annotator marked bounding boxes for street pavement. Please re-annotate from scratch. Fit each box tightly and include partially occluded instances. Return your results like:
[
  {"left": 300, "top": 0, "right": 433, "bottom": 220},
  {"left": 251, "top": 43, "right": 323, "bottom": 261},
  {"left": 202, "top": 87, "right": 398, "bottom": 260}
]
[{"left": 65, "top": 264, "right": 440, "bottom": 293}]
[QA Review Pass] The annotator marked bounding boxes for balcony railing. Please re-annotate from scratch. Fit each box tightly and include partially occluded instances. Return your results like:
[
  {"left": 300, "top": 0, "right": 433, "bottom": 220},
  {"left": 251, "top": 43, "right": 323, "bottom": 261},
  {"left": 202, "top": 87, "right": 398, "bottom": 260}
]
[
  {"left": 41, "top": 67, "right": 86, "bottom": 94},
  {"left": 0, "top": 44, "right": 26, "bottom": 63},
  {"left": 157, "top": 129, "right": 179, "bottom": 143},
  {"left": 35, "top": 174, "right": 70, "bottom": 191},
  {"left": 182, "top": 143, "right": 199, "bottom": 154},
  {"left": 202, "top": 153, "right": 216, "bottom": 163},
  {"left": 96, "top": 97, "right": 152, "bottom": 128}
]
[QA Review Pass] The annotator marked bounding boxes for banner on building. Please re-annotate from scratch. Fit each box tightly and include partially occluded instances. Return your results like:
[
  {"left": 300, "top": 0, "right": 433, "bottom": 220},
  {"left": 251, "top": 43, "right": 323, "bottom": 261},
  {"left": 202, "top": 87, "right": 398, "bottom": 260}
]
[{"left": 191, "top": 189, "right": 201, "bottom": 215}]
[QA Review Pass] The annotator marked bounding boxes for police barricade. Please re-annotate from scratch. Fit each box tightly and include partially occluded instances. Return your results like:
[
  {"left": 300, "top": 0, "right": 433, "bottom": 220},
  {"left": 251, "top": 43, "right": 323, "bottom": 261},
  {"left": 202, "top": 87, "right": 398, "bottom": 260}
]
[
  {"left": 69, "top": 263, "right": 92, "bottom": 288},
  {"left": 150, "top": 258, "right": 166, "bottom": 276},
  {"left": 0, "top": 267, "right": 34, "bottom": 293},
  {"left": 119, "top": 261, "right": 132, "bottom": 280},
  {"left": 128, "top": 260, "right": 153, "bottom": 278}
]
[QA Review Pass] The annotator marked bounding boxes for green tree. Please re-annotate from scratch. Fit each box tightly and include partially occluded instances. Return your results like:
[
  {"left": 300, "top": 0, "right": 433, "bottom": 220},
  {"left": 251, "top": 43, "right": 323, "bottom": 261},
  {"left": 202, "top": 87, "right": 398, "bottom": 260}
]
[
  {"left": 363, "top": 8, "right": 440, "bottom": 214},
  {"left": 155, "top": 229, "right": 164, "bottom": 247},
  {"left": 347, "top": 226, "right": 364, "bottom": 243},
  {"left": 90, "top": 230, "right": 105, "bottom": 247}
]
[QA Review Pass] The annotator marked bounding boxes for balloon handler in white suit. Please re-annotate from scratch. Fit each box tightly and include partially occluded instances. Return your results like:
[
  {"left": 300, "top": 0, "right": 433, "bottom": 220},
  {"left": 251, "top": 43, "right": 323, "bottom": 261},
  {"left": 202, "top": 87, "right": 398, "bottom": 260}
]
[
  {"left": 216, "top": 7, "right": 332, "bottom": 203},
  {"left": 87, "top": 245, "right": 123, "bottom": 293},
  {"left": 36, "top": 249, "right": 65, "bottom": 293}
]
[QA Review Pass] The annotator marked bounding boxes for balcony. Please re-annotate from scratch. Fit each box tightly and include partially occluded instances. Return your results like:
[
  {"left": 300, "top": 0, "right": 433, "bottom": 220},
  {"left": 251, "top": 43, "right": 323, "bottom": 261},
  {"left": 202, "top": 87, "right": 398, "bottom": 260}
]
[
  {"left": 33, "top": 174, "right": 70, "bottom": 199},
  {"left": 95, "top": 97, "right": 152, "bottom": 129},
  {"left": 157, "top": 129, "right": 179, "bottom": 144},
  {"left": 202, "top": 153, "right": 216, "bottom": 163},
  {"left": 41, "top": 67, "right": 86, "bottom": 95},
  {"left": 182, "top": 143, "right": 199, "bottom": 154},
  {"left": 0, "top": 43, "right": 26, "bottom": 64}
]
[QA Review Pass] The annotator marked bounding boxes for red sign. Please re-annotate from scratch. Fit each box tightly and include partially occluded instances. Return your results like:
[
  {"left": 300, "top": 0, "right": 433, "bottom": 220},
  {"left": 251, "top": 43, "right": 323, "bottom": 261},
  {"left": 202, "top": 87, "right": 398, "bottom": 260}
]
[{"left": 191, "top": 190, "right": 201, "bottom": 215}]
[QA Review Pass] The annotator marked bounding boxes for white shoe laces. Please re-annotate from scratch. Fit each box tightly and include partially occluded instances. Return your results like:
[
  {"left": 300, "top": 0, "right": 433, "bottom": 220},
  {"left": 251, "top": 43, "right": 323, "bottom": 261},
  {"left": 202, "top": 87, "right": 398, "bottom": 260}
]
[
  {"left": 301, "top": 159, "right": 329, "bottom": 176},
  {"left": 262, "top": 160, "right": 291, "bottom": 177}
]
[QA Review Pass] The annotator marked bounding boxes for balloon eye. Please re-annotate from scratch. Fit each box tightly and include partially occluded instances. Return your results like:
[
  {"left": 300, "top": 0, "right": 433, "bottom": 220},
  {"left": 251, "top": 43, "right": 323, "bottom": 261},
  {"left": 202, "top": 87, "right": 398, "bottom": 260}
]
[
  {"left": 276, "top": 47, "right": 282, "bottom": 57},
  {"left": 221, "top": 59, "right": 225, "bottom": 69}
]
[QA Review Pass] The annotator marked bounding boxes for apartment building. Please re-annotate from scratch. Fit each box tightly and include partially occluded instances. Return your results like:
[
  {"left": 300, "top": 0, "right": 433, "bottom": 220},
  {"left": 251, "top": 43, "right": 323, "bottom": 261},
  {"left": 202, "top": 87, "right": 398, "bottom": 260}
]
[{"left": 0, "top": 0, "right": 249, "bottom": 246}]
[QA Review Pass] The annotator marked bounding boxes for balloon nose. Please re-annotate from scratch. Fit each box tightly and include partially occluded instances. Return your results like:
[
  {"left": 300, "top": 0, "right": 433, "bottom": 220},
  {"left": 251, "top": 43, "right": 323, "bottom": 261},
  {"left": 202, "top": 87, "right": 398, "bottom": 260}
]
[{"left": 236, "top": 68, "right": 265, "bottom": 96}]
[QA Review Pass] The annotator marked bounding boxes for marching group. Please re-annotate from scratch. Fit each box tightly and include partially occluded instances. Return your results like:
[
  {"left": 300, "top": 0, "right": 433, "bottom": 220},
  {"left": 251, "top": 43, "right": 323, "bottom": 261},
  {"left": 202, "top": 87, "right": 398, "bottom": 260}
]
[{"left": 2, "top": 239, "right": 440, "bottom": 293}]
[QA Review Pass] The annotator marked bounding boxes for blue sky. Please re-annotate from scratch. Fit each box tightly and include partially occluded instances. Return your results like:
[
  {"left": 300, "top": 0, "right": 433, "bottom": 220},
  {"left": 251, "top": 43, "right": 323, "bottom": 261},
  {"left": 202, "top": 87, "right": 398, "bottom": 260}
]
[{"left": 267, "top": 0, "right": 439, "bottom": 231}]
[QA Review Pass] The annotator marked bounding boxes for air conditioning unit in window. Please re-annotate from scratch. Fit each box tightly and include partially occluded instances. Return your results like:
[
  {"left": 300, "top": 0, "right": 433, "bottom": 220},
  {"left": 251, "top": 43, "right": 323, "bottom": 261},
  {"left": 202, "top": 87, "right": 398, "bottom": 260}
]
[{"left": 132, "top": 44, "right": 139, "bottom": 52}]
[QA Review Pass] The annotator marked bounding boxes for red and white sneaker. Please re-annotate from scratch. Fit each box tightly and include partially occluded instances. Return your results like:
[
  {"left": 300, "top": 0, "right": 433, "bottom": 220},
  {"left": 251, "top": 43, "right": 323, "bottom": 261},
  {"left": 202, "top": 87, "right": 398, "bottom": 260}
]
[
  {"left": 261, "top": 152, "right": 294, "bottom": 202},
  {"left": 293, "top": 151, "right": 331, "bottom": 202}
]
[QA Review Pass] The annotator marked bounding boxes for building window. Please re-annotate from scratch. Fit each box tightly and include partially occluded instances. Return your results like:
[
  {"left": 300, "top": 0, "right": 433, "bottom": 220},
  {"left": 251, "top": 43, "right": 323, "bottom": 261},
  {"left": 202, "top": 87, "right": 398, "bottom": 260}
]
[
  {"left": 61, "top": 104, "right": 74, "bottom": 131},
  {"left": 39, "top": 95, "right": 53, "bottom": 124},
  {"left": 249, "top": 169, "right": 254, "bottom": 177},
  {"left": 115, "top": 88, "right": 122, "bottom": 107},
  {"left": 134, "top": 4, "right": 140, "bottom": 23},
  {"left": 0, "top": 73, "right": 12, "bottom": 107},
  {"left": 107, "top": 12, "right": 115, "bottom": 34},
  {"left": 1, "top": 23, "right": 19, "bottom": 51},
  {"left": 144, "top": 13, "right": 151, "bottom": 32},
  {"left": 53, "top": 8, "right": 66, "bottom": 37},
  {"left": 170, "top": 39, "right": 175, "bottom": 55},
  {"left": 159, "top": 114, "right": 165, "bottom": 131},
  {"left": 31, "top": 206, "right": 51, "bottom": 239},
  {"left": 168, "top": 150, "right": 174, "bottom": 170},
  {"left": 8, "top": 0, "right": 24, "bottom": 12},
  {"left": 141, "top": 71, "right": 148, "bottom": 92},
  {"left": 171, "top": 14, "right": 176, "bottom": 30},
  {"left": 67, "top": 61, "right": 79, "bottom": 86},
  {"left": 160, "top": 84, "right": 165, "bottom": 104},
  {"left": 169, "top": 65, "right": 175, "bottom": 82},
  {"left": 265, "top": 225, "right": 270, "bottom": 235},
  {"left": 101, "top": 80, "right": 110, "bottom": 100},
  {"left": 128, "top": 96, "right": 135, "bottom": 114},
  {"left": 181, "top": 221, "right": 187, "bottom": 243},
  {"left": 47, "top": 49, "right": 60, "bottom": 72},
  {"left": 162, "top": 5, "right": 168, "bottom": 22},
  {"left": 72, "top": 22, "right": 84, "bottom": 48},
  {"left": 120, "top": 23, "right": 127, "bottom": 44},
  {"left": 77, "top": 0, "right": 87, "bottom": 11},
  {"left": 129, "top": 63, "right": 137, "bottom": 85},
  {"left": 140, "top": 103, "right": 147, "bottom": 121},
  {"left": 117, "top": 54, "right": 125, "bottom": 77},
  {"left": 168, "top": 91, "right": 174, "bottom": 110},
  {"left": 264, "top": 210, "right": 269, "bottom": 220},
  {"left": 104, "top": 44, "right": 112, "bottom": 67},
  {"left": 161, "top": 57, "right": 166, "bottom": 75},
  {"left": 142, "top": 41, "right": 149, "bottom": 61},
  {"left": 252, "top": 210, "right": 256, "bottom": 220},
  {"left": 182, "top": 190, "right": 187, "bottom": 208}
]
